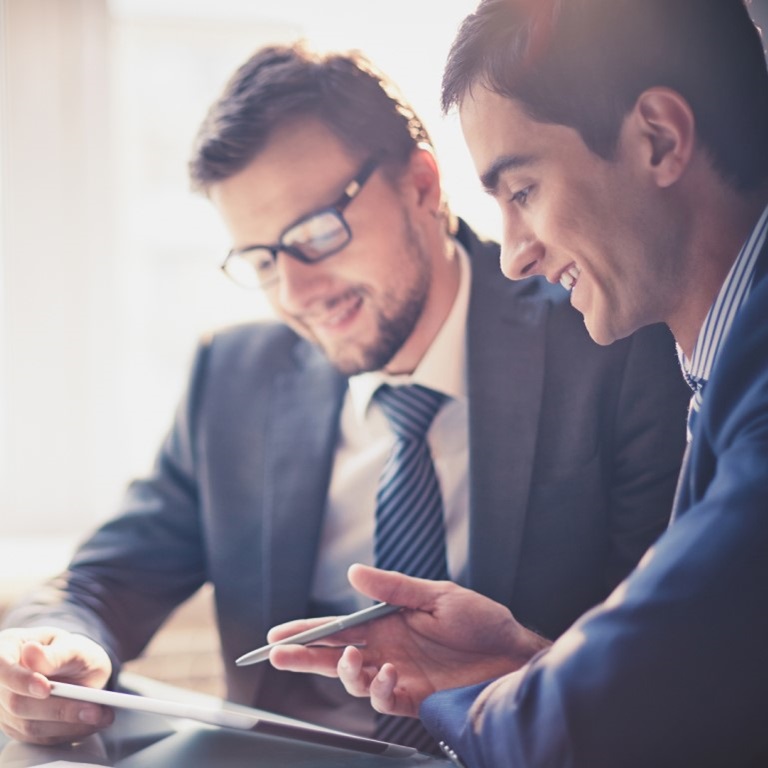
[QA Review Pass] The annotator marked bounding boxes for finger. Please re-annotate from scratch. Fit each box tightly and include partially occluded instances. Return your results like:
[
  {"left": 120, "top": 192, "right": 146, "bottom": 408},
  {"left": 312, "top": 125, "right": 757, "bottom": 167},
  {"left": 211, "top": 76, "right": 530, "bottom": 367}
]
[
  {"left": 2, "top": 710, "right": 113, "bottom": 746},
  {"left": 337, "top": 646, "right": 379, "bottom": 698},
  {"left": 21, "top": 637, "right": 95, "bottom": 679},
  {"left": 269, "top": 645, "right": 345, "bottom": 677},
  {"left": 347, "top": 564, "right": 444, "bottom": 610},
  {"left": 19, "top": 640, "right": 65, "bottom": 678},
  {"left": 4, "top": 688, "right": 105, "bottom": 724},
  {"left": 1, "top": 689, "right": 114, "bottom": 745},
  {"left": 0, "top": 658, "right": 49, "bottom": 700},
  {"left": 267, "top": 621, "right": 371, "bottom": 649},
  {"left": 0, "top": 633, "right": 52, "bottom": 698},
  {"left": 266, "top": 617, "right": 338, "bottom": 644},
  {"left": 18, "top": 635, "right": 112, "bottom": 692},
  {"left": 369, "top": 663, "right": 398, "bottom": 712}
]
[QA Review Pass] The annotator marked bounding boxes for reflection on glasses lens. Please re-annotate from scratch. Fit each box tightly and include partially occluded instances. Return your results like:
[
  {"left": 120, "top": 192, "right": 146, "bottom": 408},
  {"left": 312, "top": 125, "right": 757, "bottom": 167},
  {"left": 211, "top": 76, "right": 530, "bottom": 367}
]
[
  {"left": 221, "top": 156, "right": 372, "bottom": 290},
  {"left": 282, "top": 209, "right": 350, "bottom": 261}
]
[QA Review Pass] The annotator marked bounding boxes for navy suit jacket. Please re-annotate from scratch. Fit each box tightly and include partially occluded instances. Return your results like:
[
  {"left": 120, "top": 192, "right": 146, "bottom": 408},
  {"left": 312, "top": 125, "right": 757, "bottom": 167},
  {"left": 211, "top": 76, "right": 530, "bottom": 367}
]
[
  {"left": 3, "top": 221, "right": 689, "bottom": 733},
  {"left": 422, "top": 237, "right": 768, "bottom": 766}
]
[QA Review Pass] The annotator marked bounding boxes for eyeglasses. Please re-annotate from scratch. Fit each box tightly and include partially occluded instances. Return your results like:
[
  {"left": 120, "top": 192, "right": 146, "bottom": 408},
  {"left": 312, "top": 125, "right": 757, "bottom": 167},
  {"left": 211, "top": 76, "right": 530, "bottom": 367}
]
[{"left": 220, "top": 155, "right": 380, "bottom": 289}]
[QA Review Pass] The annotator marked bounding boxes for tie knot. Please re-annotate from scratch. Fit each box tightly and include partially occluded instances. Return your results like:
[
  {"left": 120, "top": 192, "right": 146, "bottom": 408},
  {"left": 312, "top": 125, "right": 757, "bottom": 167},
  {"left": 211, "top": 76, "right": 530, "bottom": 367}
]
[{"left": 374, "top": 384, "right": 447, "bottom": 441}]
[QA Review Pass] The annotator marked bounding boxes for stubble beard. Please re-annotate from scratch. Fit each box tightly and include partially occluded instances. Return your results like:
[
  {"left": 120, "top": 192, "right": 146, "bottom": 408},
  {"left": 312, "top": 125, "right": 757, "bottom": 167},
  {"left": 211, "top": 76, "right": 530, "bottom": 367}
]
[{"left": 323, "top": 216, "right": 432, "bottom": 376}]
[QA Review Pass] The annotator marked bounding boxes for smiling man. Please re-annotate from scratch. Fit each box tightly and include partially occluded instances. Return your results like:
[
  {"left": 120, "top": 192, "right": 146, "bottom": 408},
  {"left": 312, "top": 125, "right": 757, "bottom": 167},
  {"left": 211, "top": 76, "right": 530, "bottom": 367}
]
[
  {"left": 263, "top": 2, "right": 768, "bottom": 766},
  {"left": 459, "top": 86, "right": 708, "bottom": 353},
  {"left": 0, "top": 44, "right": 689, "bottom": 753},
  {"left": 208, "top": 119, "right": 453, "bottom": 378}
]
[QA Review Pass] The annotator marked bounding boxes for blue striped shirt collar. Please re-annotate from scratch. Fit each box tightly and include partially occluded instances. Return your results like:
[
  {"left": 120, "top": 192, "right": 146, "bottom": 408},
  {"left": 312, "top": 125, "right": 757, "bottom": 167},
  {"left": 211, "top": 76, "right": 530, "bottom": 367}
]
[{"left": 678, "top": 203, "right": 768, "bottom": 437}]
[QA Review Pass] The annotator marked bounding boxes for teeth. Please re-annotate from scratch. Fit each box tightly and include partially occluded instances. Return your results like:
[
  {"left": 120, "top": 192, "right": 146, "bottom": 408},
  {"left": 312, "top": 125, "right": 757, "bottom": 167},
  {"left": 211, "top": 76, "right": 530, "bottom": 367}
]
[
  {"left": 315, "top": 293, "right": 362, "bottom": 327},
  {"left": 560, "top": 265, "right": 581, "bottom": 291}
]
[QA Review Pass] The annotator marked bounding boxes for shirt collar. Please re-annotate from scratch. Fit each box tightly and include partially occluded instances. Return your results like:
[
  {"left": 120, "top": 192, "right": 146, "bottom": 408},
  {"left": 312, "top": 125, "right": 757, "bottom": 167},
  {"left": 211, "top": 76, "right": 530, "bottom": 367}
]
[
  {"left": 678, "top": 202, "right": 768, "bottom": 392},
  {"left": 348, "top": 238, "right": 471, "bottom": 422}
]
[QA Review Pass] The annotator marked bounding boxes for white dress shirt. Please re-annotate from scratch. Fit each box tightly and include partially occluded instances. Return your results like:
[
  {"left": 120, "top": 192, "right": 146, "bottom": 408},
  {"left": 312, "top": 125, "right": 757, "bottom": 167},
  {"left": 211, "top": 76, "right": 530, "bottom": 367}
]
[{"left": 311, "top": 241, "right": 472, "bottom": 613}]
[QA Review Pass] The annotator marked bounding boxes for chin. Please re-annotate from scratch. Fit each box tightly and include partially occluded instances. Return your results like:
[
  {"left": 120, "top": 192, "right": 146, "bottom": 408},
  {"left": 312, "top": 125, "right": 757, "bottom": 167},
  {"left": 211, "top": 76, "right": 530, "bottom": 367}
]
[{"left": 583, "top": 314, "right": 623, "bottom": 347}]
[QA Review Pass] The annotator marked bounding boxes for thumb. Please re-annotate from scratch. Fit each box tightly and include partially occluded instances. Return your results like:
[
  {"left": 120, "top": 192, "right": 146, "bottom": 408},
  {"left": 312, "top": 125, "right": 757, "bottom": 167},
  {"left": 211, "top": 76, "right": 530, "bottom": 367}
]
[
  {"left": 348, "top": 564, "right": 443, "bottom": 610},
  {"left": 19, "top": 639, "right": 70, "bottom": 678},
  {"left": 19, "top": 634, "right": 109, "bottom": 685}
]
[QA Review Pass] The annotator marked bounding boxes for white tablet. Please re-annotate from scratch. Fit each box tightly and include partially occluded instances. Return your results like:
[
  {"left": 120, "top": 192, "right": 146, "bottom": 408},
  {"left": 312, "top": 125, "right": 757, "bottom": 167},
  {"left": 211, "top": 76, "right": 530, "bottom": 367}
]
[{"left": 49, "top": 682, "right": 415, "bottom": 759}]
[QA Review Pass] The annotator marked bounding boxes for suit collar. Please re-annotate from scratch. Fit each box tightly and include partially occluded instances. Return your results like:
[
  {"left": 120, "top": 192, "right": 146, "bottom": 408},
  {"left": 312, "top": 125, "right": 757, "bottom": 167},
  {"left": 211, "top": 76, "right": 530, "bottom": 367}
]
[
  {"left": 261, "top": 345, "right": 347, "bottom": 626},
  {"left": 671, "top": 213, "right": 768, "bottom": 520},
  {"left": 458, "top": 220, "right": 550, "bottom": 604},
  {"left": 754, "top": 207, "right": 768, "bottom": 284}
]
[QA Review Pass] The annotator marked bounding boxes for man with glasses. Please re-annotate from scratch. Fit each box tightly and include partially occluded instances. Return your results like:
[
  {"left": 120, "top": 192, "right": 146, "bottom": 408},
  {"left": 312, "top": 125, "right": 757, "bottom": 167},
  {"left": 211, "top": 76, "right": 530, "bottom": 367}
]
[{"left": 0, "top": 44, "right": 688, "bottom": 750}]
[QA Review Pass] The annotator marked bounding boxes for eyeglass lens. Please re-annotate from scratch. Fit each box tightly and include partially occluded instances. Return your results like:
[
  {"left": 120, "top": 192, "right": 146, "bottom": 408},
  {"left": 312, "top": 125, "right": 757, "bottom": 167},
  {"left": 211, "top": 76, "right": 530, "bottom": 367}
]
[
  {"left": 282, "top": 209, "right": 350, "bottom": 260},
  {"left": 223, "top": 155, "right": 378, "bottom": 288}
]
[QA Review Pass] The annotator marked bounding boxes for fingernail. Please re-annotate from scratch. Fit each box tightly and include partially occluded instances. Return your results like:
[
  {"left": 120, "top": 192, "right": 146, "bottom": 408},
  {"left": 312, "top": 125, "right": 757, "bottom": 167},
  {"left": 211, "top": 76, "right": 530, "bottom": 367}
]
[
  {"left": 78, "top": 706, "right": 102, "bottom": 725},
  {"left": 28, "top": 680, "right": 48, "bottom": 698}
]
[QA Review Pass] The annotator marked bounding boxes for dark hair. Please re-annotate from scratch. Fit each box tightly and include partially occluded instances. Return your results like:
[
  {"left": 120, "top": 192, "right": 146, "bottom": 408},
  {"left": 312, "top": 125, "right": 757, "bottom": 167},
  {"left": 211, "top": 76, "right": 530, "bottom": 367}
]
[
  {"left": 442, "top": 0, "right": 768, "bottom": 191},
  {"left": 189, "top": 43, "right": 433, "bottom": 193}
]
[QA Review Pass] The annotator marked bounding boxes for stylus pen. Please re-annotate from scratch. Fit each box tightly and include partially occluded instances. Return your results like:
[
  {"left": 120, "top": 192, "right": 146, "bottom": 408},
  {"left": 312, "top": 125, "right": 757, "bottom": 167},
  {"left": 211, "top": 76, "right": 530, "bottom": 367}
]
[{"left": 236, "top": 602, "right": 401, "bottom": 666}]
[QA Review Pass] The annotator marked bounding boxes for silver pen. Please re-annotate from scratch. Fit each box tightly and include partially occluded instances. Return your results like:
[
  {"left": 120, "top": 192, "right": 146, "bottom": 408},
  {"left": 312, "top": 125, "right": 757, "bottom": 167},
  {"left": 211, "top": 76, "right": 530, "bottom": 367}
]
[{"left": 236, "top": 602, "right": 401, "bottom": 666}]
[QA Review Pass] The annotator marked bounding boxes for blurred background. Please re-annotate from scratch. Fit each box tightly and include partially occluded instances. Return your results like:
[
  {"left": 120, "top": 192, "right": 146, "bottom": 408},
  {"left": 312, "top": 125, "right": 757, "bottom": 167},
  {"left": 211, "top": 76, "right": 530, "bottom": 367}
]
[
  {"left": 0, "top": 0, "right": 766, "bottom": 694},
  {"left": 0, "top": 0, "right": 493, "bottom": 581}
]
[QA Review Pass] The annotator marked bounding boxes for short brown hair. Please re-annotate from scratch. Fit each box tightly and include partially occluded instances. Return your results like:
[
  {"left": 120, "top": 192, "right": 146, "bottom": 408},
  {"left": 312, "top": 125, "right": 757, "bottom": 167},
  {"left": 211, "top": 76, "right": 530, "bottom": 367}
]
[{"left": 189, "top": 43, "right": 433, "bottom": 193}]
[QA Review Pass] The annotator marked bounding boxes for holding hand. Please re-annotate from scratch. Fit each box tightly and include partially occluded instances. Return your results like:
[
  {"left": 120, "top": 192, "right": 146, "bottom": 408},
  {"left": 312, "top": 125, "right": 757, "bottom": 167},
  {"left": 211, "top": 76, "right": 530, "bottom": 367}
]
[
  {"left": 0, "top": 627, "right": 113, "bottom": 745},
  {"left": 268, "top": 564, "right": 550, "bottom": 718}
]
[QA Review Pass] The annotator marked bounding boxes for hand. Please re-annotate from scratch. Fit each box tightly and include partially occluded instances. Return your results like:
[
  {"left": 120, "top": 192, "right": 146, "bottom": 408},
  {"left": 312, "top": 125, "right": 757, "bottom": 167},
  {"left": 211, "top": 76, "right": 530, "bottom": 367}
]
[
  {"left": 268, "top": 564, "right": 550, "bottom": 718},
  {"left": 0, "top": 627, "right": 114, "bottom": 745}
]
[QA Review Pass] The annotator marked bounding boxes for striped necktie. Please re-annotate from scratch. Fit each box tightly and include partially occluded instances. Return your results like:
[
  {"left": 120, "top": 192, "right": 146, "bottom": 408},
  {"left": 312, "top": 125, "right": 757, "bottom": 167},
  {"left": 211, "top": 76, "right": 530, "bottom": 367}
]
[
  {"left": 374, "top": 384, "right": 449, "bottom": 579},
  {"left": 372, "top": 384, "right": 448, "bottom": 753},
  {"left": 681, "top": 368, "right": 705, "bottom": 443}
]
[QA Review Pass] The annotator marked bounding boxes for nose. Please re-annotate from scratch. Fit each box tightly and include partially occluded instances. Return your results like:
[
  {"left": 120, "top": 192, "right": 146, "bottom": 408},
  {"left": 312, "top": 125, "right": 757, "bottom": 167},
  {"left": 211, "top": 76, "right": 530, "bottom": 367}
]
[
  {"left": 499, "top": 234, "right": 545, "bottom": 281},
  {"left": 271, "top": 252, "right": 331, "bottom": 314},
  {"left": 496, "top": 209, "right": 545, "bottom": 280}
]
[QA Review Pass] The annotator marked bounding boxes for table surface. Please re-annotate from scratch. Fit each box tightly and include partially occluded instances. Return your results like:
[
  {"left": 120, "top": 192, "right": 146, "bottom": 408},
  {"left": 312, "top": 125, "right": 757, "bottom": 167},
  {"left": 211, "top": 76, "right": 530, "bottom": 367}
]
[{"left": 0, "top": 675, "right": 450, "bottom": 767}]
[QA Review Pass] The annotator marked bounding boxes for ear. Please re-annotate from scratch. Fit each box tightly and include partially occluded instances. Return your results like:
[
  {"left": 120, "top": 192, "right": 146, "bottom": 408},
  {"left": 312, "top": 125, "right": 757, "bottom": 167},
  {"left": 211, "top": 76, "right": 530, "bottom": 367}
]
[
  {"left": 405, "top": 144, "right": 443, "bottom": 213},
  {"left": 630, "top": 87, "right": 695, "bottom": 187}
]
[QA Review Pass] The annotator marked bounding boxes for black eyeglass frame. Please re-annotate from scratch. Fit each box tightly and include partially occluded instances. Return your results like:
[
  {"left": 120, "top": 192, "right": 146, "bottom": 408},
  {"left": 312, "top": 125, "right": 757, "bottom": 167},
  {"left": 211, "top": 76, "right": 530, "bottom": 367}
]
[{"left": 220, "top": 155, "right": 381, "bottom": 289}]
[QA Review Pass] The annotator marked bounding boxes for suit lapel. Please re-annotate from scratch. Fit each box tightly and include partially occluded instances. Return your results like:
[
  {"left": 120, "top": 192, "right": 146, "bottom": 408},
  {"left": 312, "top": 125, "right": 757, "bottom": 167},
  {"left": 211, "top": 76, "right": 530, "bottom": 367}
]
[
  {"left": 260, "top": 344, "right": 347, "bottom": 628},
  {"left": 461, "top": 224, "right": 549, "bottom": 605},
  {"left": 671, "top": 225, "right": 768, "bottom": 520}
]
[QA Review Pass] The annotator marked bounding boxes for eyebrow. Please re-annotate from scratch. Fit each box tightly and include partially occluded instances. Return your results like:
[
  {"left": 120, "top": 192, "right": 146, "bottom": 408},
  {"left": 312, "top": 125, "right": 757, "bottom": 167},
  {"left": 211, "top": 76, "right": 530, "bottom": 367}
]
[{"left": 480, "top": 153, "right": 537, "bottom": 194}]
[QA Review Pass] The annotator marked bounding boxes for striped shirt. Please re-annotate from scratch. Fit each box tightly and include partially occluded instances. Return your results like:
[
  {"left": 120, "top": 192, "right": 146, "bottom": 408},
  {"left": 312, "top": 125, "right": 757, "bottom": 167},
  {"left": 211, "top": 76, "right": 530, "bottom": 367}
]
[{"left": 678, "top": 203, "right": 768, "bottom": 441}]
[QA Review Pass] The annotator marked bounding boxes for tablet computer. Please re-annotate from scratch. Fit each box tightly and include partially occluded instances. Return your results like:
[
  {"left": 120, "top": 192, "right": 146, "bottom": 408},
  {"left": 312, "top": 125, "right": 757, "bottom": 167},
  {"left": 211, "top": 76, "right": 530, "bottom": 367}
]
[{"left": 50, "top": 681, "right": 415, "bottom": 759}]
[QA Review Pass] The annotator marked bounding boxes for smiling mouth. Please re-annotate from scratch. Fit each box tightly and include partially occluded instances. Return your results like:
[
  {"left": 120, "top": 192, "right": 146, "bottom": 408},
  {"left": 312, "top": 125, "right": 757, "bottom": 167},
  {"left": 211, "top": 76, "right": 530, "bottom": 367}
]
[
  {"left": 560, "top": 265, "right": 581, "bottom": 291},
  {"left": 303, "top": 290, "right": 364, "bottom": 330}
]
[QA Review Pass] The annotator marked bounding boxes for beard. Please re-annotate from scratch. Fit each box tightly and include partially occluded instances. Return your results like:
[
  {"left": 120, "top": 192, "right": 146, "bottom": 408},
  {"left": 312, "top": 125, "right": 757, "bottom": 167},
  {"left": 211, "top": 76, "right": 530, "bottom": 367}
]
[
  {"left": 329, "top": 281, "right": 429, "bottom": 375},
  {"left": 308, "top": 211, "right": 432, "bottom": 376}
]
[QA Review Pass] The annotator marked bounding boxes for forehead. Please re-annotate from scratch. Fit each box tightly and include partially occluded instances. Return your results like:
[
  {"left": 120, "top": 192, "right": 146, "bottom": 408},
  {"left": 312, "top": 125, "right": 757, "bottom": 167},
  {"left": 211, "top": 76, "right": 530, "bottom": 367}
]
[
  {"left": 458, "top": 86, "right": 588, "bottom": 187},
  {"left": 208, "top": 117, "right": 361, "bottom": 241}
]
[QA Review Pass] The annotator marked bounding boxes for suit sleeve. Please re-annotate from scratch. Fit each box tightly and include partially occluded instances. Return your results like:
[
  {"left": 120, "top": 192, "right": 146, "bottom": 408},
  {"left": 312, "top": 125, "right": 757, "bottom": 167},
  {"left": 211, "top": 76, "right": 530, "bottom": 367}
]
[
  {"left": 601, "top": 323, "right": 690, "bottom": 587},
  {"left": 1, "top": 337, "right": 213, "bottom": 671},
  {"left": 421, "top": 303, "right": 768, "bottom": 767}
]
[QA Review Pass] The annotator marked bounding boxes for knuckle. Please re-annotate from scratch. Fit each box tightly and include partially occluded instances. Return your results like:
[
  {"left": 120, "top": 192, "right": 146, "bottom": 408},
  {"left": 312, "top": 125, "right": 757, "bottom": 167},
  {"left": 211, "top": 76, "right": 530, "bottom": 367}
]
[
  {"left": 5, "top": 691, "right": 28, "bottom": 716},
  {"left": 20, "top": 718, "right": 46, "bottom": 739}
]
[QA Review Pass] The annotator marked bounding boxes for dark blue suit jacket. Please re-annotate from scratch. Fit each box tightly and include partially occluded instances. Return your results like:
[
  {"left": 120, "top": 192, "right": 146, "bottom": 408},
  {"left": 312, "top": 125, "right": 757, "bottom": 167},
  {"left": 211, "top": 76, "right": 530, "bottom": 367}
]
[{"left": 422, "top": 238, "right": 768, "bottom": 766}]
